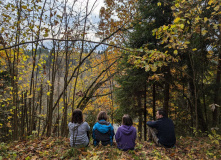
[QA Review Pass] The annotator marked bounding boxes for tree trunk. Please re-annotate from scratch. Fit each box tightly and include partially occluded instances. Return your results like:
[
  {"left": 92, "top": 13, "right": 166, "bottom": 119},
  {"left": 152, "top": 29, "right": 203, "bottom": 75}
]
[
  {"left": 38, "top": 84, "right": 43, "bottom": 137},
  {"left": 138, "top": 93, "right": 143, "bottom": 140},
  {"left": 143, "top": 82, "right": 147, "bottom": 141},
  {"left": 153, "top": 83, "right": 156, "bottom": 120},
  {"left": 61, "top": 46, "right": 68, "bottom": 137},
  {"left": 21, "top": 92, "right": 25, "bottom": 138},
  {"left": 197, "top": 99, "right": 207, "bottom": 132},
  {"left": 163, "top": 66, "right": 170, "bottom": 116},
  {"left": 46, "top": 44, "right": 56, "bottom": 137},
  {"left": 71, "top": 0, "right": 89, "bottom": 112},
  {"left": 213, "top": 39, "right": 221, "bottom": 127}
]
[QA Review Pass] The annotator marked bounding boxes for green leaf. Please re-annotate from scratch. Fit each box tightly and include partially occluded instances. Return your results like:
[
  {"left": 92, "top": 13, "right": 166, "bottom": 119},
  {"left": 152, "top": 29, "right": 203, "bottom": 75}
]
[
  {"left": 174, "top": 50, "right": 178, "bottom": 55},
  {"left": 21, "top": 5, "right": 27, "bottom": 9},
  {"left": 180, "top": 24, "right": 184, "bottom": 29},
  {"left": 43, "top": 33, "right": 49, "bottom": 37},
  {"left": 163, "top": 25, "right": 169, "bottom": 30},
  {"left": 25, "top": 156, "right": 30, "bottom": 160},
  {"left": 174, "top": 17, "right": 180, "bottom": 23},
  {"left": 151, "top": 64, "right": 157, "bottom": 72}
]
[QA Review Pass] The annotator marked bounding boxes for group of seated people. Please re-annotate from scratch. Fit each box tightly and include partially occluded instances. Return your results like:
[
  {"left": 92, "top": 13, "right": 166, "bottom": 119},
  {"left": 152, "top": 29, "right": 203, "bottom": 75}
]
[{"left": 68, "top": 109, "right": 176, "bottom": 151}]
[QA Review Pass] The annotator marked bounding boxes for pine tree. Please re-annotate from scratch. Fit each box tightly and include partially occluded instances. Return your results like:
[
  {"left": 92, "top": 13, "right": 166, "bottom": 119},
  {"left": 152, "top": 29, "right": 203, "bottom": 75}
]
[{"left": 115, "top": 0, "right": 173, "bottom": 140}]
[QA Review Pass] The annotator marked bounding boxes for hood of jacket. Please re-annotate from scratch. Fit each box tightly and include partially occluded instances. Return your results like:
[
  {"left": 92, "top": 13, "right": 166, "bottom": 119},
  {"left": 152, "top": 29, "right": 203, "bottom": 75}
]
[
  {"left": 94, "top": 120, "right": 111, "bottom": 133},
  {"left": 120, "top": 125, "right": 134, "bottom": 135}
]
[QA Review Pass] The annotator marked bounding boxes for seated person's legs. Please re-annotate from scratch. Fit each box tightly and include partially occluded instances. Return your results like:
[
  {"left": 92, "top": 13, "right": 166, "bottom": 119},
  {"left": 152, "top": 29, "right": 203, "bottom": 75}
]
[
  {"left": 147, "top": 126, "right": 160, "bottom": 145},
  {"left": 93, "top": 140, "right": 100, "bottom": 146},
  {"left": 101, "top": 141, "right": 111, "bottom": 146}
]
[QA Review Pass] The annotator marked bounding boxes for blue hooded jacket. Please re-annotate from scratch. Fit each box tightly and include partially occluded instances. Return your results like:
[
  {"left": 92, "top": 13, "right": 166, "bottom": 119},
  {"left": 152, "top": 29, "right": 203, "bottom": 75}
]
[{"left": 92, "top": 120, "right": 115, "bottom": 146}]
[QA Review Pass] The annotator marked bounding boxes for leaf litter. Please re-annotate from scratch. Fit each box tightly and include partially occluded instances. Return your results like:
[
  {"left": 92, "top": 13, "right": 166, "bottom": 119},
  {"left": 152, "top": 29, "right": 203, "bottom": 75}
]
[{"left": 0, "top": 136, "right": 220, "bottom": 160}]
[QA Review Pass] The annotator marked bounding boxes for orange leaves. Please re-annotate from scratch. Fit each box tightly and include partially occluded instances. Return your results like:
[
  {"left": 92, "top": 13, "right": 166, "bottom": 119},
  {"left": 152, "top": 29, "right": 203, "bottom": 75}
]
[
  {"left": 100, "top": 7, "right": 106, "bottom": 16},
  {"left": 98, "top": 0, "right": 137, "bottom": 41},
  {"left": 6, "top": 122, "right": 11, "bottom": 127},
  {"left": 105, "top": 0, "right": 115, "bottom": 7}
]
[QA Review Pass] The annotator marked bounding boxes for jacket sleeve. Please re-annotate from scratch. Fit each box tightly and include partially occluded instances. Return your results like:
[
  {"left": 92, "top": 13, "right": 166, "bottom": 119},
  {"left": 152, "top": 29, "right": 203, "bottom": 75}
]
[
  {"left": 110, "top": 124, "right": 115, "bottom": 139},
  {"left": 85, "top": 122, "right": 90, "bottom": 131},
  {"left": 147, "top": 120, "right": 158, "bottom": 128},
  {"left": 92, "top": 124, "right": 96, "bottom": 139},
  {"left": 68, "top": 122, "right": 71, "bottom": 129}
]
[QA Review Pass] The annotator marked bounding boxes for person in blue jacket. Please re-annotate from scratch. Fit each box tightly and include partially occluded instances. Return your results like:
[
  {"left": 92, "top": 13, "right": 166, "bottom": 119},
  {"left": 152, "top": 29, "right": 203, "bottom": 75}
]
[
  {"left": 92, "top": 111, "right": 115, "bottom": 146},
  {"left": 147, "top": 108, "right": 176, "bottom": 148}
]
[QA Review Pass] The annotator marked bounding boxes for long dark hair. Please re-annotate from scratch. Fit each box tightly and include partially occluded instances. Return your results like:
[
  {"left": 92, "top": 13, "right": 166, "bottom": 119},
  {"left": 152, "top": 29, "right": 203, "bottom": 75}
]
[
  {"left": 122, "top": 114, "right": 133, "bottom": 126},
  {"left": 72, "top": 109, "right": 83, "bottom": 123},
  {"left": 97, "top": 111, "right": 108, "bottom": 121}
]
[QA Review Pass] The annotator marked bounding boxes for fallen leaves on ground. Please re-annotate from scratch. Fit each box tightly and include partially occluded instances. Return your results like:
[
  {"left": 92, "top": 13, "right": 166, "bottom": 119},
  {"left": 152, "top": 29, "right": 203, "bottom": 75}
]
[{"left": 0, "top": 136, "right": 220, "bottom": 160}]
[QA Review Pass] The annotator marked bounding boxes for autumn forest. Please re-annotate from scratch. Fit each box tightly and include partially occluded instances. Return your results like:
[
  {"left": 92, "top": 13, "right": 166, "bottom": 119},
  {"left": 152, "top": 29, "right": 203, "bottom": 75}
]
[{"left": 0, "top": 0, "right": 221, "bottom": 159}]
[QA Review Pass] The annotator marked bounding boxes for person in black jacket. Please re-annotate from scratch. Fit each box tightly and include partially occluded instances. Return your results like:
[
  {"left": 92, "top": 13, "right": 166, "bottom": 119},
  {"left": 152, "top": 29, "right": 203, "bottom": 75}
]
[{"left": 147, "top": 109, "right": 176, "bottom": 148}]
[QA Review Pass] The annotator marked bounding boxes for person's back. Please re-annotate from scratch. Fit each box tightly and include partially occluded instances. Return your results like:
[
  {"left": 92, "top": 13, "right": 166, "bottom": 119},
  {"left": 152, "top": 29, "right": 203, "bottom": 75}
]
[
  {"left": 115, "top": 114, "right": 137, "bottom": 151},
  {"left": 152, "top": 117, "right": 176, "bottom": 148},
  {"left": 68, "top": 121, "right": 90, "bottom": 147},
  {"left": 92, "top": 111, "right": 114, "bottom": 146},
  {"left": 68, "top": 109, "right": 90, "bottom": 148}
]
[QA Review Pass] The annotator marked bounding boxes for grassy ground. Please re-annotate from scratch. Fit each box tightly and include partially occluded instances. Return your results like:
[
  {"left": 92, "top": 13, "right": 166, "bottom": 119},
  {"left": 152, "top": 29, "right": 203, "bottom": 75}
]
[{"left": 0, "top": 135, "right": 220, "bottom": 160}]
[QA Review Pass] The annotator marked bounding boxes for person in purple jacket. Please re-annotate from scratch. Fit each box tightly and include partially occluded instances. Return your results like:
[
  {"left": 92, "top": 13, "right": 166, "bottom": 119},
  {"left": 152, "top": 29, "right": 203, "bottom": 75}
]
[{"left": 115, "top": 114, "right": 137, "bottom": 151}]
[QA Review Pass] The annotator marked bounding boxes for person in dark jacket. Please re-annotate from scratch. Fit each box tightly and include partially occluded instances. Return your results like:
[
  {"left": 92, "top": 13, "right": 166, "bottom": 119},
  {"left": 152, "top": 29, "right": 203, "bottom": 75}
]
[
  {"left": 115, "top": 114, "right": 137, "bottom": 151},
  {"left": 92, "top": 111, "right": 115, "bottom": 146},
  {"left": 147, "top": 109, "right": 176, "bottom": 148}
]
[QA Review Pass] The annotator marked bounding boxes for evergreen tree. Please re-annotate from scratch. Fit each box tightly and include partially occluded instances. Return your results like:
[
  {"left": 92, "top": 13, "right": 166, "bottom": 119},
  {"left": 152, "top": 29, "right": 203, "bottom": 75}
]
[{"left": 115, "top": 0, "right": 173, "bottom": 140}]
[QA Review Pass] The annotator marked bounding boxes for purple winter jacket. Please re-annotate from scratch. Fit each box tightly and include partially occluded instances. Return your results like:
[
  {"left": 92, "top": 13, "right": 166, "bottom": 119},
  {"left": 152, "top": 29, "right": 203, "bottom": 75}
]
[{"left": 115, "top": 125, "right": 137, "bottom": 150}]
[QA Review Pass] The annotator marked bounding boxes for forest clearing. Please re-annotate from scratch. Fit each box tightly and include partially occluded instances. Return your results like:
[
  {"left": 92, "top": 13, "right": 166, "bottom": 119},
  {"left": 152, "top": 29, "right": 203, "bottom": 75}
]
[{"left": 0, "top": 0, "right": 221, "bottom": 159}]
